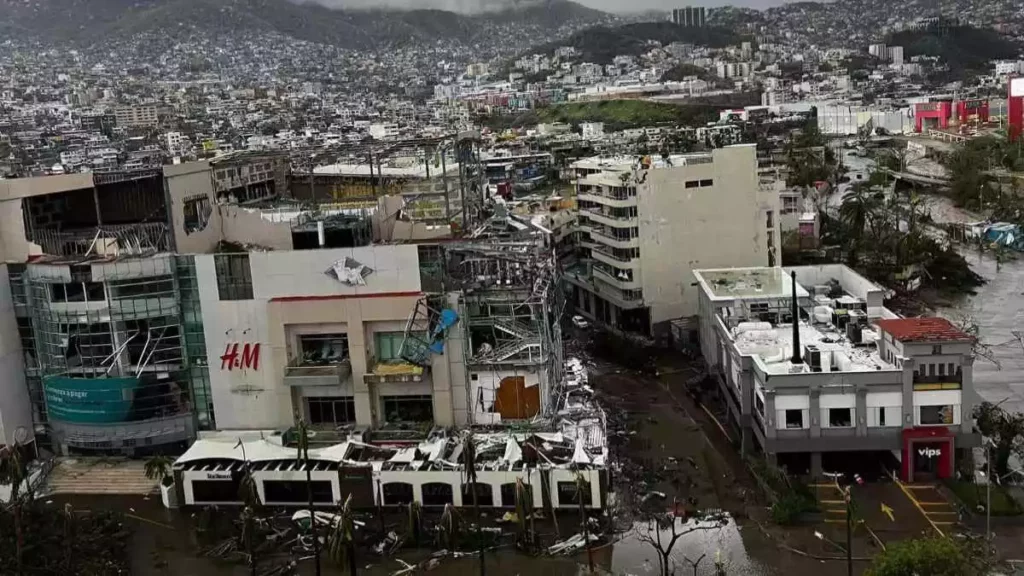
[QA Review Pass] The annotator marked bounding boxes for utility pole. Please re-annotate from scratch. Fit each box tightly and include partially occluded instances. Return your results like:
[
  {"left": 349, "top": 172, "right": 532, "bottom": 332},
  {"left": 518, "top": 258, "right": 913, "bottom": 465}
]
[
  {"left": 845, "top": 488, "right": 853, "bottom": 576},
  {"left": 987, "top": 438, "right": 992, "bottom": 543},
  {"left": 825, "top": 471, "right": 853, "bottom": 576}
]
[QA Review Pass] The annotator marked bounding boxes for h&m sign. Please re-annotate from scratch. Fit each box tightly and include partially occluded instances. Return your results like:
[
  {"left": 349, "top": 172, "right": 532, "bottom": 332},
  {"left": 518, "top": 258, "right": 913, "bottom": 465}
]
[{"left": 221, "top": 342, "right": 260, "bottom": 371}]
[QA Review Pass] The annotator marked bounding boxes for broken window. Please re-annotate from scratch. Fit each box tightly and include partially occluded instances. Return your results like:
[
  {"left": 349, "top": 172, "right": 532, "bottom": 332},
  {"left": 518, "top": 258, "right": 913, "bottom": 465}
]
[
  {"left": 827, "top": 407, "right": 852, "bottom": 428},
  {"left": 307, "top": 396, "right": 355, "bottom": 426},
  {"left": 191, "top": 479, "right": 242, "bottom": 504},
  {"left": 108, "top": 276, "right": 175, "bottom": 299},
  {"left": 557, "top": 480, "right": 591, "bottom": 506},
  {"left": 461, "top": 482, "right": 494, "bottom": 507},
  {"left": 381, "top": 395, "right": 433, "bottom": 423},
  {"left": 421, "top": 482, "right": 454, "bottom": 506},
  {"left": 182, "top": 194, "right": 212, "bottom": 234},
  {"left": 785, "top": 409, "right": 804, "bottom": 429},
  {"left": 215, "top": 254, "right": 253, "bottom": 300},
  {"left": 50, "top": 282, "right": 104, "bottom": 303},
  {"left": 919, "top": 405, "right": 955, "bottom": 426},
  {"left": 17, "top": 317, "right": 36, "bottom": 368},
  {"left": 61, "top": 323, "right": 114, "bottom": 369},
  {"left": 382, "top": 482, "right": 414, "bottom": 505},
  {"left": 263, "top": 480, "right": 333, "bottom": 504},
  {"left": 298, "top": 333, "right": 348, "bottom": 365},
  {"left": 500, "top": 483, "right": 533, "bottom": 508}
]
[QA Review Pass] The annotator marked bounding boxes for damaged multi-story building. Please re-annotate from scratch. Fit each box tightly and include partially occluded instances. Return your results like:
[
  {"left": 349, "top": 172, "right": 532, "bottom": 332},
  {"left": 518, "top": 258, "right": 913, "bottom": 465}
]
[
  {"left": 694, "top": 265, "right": 981, "bottom": 482},
  {"left": 0, "top": 134, "right": 609, "bottom": 509},
  {"left": 564, "top": 144, "right": 781, "bottom": 341}
]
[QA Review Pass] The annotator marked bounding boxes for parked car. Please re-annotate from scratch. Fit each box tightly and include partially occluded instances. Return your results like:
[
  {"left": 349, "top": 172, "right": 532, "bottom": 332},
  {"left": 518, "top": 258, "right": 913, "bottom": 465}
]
[{"left": 571, "top": 315, "right": 589, "bottom": 329}]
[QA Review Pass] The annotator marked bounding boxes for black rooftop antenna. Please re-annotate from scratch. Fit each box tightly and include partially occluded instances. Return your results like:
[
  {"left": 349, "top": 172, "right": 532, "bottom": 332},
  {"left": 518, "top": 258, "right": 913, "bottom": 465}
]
[{"left": 791, "top": 270, "right": 802, "bottom": 364}]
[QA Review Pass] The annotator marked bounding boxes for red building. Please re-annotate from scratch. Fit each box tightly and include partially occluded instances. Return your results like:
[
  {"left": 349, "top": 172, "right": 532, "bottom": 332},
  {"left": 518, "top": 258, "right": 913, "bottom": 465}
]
[
  {"left": 915, "top": 98, "right": 991, "bottom": 133},
  {"left": 1010, "top": 78, "right": 1024, "bottom": 142},
  {"left": 955, "top": 99, "right": 990, "bottom": 126},
  {"left": 914, "top": 100, "right": 953, "bottom": 132},
  {"left": 901, "top": 427, "right": 955, "bottom": 482}
]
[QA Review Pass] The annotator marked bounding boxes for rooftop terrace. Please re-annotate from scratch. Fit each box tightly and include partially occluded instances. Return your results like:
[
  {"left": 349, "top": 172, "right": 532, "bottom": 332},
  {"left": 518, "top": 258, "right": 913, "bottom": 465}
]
[{"left": 696, "top": 267, "right": 810, "bottom": 300}]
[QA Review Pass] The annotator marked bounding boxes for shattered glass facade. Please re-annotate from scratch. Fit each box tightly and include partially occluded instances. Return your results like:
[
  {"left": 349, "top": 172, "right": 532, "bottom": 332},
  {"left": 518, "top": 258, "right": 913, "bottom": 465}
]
[{"left": 9, "top": 255, "right": 213, "bottom": 454}]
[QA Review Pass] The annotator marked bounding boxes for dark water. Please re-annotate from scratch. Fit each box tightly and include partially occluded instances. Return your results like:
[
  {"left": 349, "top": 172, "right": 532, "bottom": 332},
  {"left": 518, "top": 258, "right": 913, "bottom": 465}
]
[{"left": 47, "top": 494, "right": 800, "bottom": 576}]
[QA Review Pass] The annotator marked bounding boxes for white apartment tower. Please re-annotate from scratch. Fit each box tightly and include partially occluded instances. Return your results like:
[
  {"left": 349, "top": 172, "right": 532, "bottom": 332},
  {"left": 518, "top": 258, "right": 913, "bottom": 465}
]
[{"left": 566, "top": 145, "right": 781, "bottom": 337}]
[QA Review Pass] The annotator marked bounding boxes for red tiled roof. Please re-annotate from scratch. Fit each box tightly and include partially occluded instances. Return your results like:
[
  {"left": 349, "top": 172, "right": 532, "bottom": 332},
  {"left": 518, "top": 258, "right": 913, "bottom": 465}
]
[{"left": 874, "top": 317, "right": 971, "bottom": 343}]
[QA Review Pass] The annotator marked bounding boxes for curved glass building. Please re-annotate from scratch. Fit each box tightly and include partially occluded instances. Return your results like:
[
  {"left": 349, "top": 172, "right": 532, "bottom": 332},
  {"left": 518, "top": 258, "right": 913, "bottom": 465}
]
[{"left": 16, "top": 254, "right": 210, "bottom": 454}]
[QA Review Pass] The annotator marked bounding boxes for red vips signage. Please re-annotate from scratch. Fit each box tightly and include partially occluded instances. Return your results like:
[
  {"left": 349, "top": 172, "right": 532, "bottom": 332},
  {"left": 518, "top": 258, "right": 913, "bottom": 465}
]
[{"left": 220, "top": 342, "right": 260, "bottom": 371}]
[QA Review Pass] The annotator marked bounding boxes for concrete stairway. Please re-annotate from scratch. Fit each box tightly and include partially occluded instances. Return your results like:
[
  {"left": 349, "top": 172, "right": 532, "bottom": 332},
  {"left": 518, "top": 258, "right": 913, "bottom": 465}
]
[{"left": 42, "top": 458, "right": 158, "bottom": 496}]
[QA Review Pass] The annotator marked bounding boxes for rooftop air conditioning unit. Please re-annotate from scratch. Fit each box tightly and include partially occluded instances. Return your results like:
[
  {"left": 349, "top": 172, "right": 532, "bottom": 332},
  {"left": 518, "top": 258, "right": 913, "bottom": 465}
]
[
  {"left": 846, "top": 321, "right": 864, "bottom": 345},
  {"left": 804, "top": 344, "right": 822, "bottom": 372}
]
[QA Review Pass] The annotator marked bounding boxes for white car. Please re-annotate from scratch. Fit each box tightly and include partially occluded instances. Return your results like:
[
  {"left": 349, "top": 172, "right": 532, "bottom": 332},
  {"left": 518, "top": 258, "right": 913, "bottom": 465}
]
[{"left": 571, "top": 315, "right": 589, "bottom": 329}]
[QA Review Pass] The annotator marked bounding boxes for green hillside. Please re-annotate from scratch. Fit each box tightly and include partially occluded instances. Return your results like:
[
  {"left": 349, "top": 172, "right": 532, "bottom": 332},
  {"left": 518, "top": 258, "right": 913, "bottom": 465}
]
[
  {"left": 527, "top": 21, "right": 745, "bottom": 66},
  {"left": 885, "top": 22, "right": 1019, "bottom": 74}
]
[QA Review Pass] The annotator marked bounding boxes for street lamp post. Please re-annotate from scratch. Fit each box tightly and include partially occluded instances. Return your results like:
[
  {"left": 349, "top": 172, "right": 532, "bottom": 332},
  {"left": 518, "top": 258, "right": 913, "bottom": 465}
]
[
  {"left": 987, "top": 439, "right": 991, "bottom": 542},
  {"left": 824, "top": 471, "right": 853, "bottom": 576}
]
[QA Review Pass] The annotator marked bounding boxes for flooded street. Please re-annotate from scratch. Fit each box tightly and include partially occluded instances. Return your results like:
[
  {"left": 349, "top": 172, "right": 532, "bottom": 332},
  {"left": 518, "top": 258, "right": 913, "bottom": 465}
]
[
  {"left": 954, "top": 252, "right": 1024, "bottom": 412},
  {"left": 926, "top": 193, "right": 1024, "bottom": 412},
  {"left": 836, "top": 145, "right": 1024, "bottom": 411}
]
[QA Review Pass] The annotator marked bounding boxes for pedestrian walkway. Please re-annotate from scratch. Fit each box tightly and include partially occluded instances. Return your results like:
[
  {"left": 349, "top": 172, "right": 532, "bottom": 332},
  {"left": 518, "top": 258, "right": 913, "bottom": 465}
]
[
  {"left": 812, "top": 482, "right": 849, "bottom": 525},
  {"left": 42, "top": 458, "right": 158, "bottom": 495},
  {"left": 855, "top": 482, "right": 934, "bottom": 543},
  {"left": 897, "top": 481, "right": 959, "bottom": 535}
]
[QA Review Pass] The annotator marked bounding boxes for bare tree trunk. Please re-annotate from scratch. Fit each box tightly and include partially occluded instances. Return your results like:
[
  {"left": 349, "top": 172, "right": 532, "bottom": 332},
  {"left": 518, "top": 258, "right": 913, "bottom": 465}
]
[
  {"left": 15, "top": 502, "right": 24, "bottom": 576},
  {"left": 472, "top": 484, "right": 485, "bottom": 576}
]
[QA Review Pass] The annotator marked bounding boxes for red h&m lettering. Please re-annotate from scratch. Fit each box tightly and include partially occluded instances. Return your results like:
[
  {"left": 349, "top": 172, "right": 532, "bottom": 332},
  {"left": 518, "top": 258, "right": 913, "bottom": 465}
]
[{"left": 221, "top": 342, "right": 260, "bottom": 371}]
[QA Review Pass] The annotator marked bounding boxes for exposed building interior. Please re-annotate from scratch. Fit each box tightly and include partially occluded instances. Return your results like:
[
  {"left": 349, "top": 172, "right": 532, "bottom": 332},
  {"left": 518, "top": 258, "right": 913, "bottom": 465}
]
[{"left": 22, "top": 169, "right": 170, "bottom": 256}]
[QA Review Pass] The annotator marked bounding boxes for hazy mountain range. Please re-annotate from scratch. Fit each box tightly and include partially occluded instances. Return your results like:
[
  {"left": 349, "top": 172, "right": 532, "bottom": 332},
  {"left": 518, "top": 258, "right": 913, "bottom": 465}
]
[{"left": 0, "top": 0, "right": 612, "bottom": 49}]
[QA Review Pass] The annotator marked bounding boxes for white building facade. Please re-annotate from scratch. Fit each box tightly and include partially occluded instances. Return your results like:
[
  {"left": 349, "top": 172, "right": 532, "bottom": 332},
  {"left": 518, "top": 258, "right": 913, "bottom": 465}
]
[
  {"left": 694, "top": 265, "right": 980, "bottom": 481},
  {"left": 566, "top": 145, "right": 780, "bottom": 338}
]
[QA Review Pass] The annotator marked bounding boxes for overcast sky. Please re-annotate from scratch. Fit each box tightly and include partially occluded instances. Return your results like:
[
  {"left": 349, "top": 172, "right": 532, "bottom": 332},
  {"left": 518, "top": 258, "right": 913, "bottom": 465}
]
[
  {"left": 298, "top": 0, "right": 793, "bottom": 13},
  {"left": 578, "top": 0, "right": 789, "bottom": 9}
]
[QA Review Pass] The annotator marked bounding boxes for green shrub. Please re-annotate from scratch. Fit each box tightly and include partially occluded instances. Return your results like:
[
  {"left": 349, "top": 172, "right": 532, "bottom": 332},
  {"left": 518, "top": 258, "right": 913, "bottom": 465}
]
[
  {"left": 947, "top": 480, "right": 1022, "bottom": 516},
  {"left": 770, "top": 492, "right": 817, "bottom": 525}
]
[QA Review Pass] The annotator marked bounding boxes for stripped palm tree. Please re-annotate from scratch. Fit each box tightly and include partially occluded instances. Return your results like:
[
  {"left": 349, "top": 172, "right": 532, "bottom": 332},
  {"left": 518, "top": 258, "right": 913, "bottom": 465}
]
[
  {"left": 406, "top": 500, "right": 423, "bottom": 546},
  {"left": 574, "top": 471, "right": 594, "bottom": 574},
  {"left": 296, "top": 419, "right": 322, "bottom": 576},
  {"left": 326, "top": 494, "right": 358, "bottom": 575},
  {"left": 513, "top": 478, "right": 531, "bottom": 548},
  {"left": 240, "top": 505, "right": 258, "bottom": 576},
  {"left": 461, "top": 432, "right": 485, "bottom": 576},
  {"left": 235, "top": 439, "right": 260, "bottom": 576},
  {"left": 439, "top": 503, "right": 461, "bottom": 550},
  {"left": 62, "top": 503, "right": 75, "bottom": 573}
]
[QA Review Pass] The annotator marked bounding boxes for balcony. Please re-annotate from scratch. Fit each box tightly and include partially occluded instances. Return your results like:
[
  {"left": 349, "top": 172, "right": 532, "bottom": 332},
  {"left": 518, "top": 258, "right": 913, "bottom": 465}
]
[
  {"left": 591, "top": 246, "right": 639, "bottom": 269},
  {"left": 283, "top": 360, "right": 352, "bottom": 388},
  {"left": 577, "top": 192, "right": 637, "bottom": 208},
  {"left": 594, "top": 265, "right": 641, "bottom": 290},
  {"left": 563, "top": 266, "right": 645, "bottom": 310},
  {"left": 913, "top": 372, "right": 963, "bottom": 388},
  {"left": 590, "top": 229, "right": 639, "bottom": 249},
  {"left": 363, "top": 356, "right": 428, "bottom": 384},
  {"left": 582, "top": 207, "right": 637, "bottom": 228}
]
